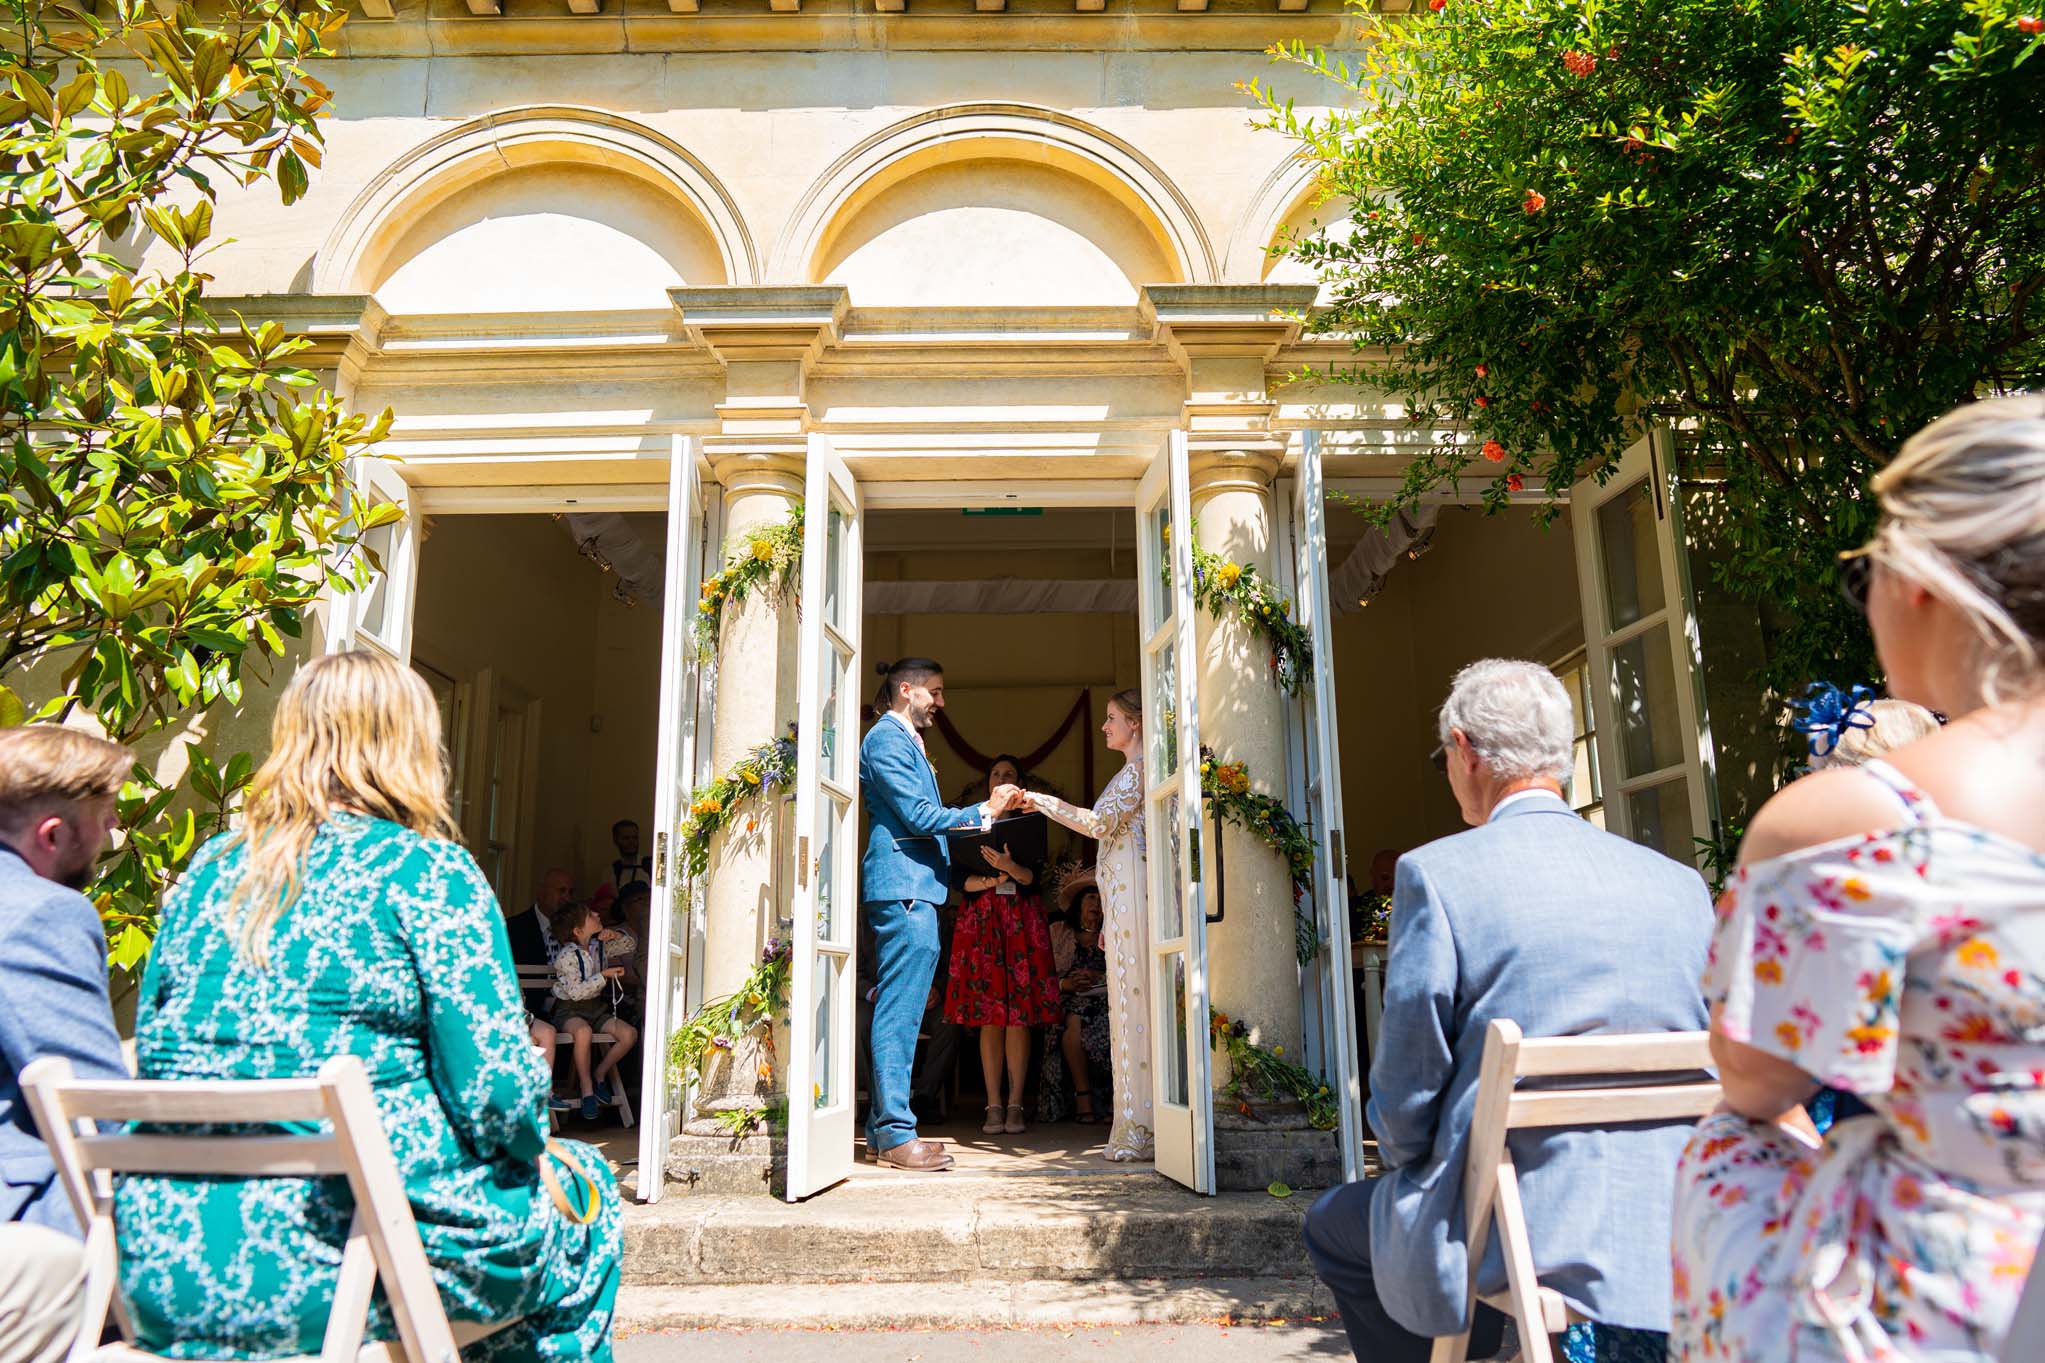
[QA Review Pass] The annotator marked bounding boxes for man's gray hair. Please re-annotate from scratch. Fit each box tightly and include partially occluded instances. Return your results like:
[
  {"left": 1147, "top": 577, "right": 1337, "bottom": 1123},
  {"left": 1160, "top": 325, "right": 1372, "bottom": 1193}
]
[{"left": 1437, "top": 659, "right": 1575, "bottom": 784}]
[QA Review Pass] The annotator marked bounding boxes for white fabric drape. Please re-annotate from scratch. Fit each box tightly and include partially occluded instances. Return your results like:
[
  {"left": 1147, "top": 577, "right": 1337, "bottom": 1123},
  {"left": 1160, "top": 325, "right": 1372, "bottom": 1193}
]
[
  {"left": 863, "top": 579, "right": 1138, "bottom": 616},
  {"left": 1331, "top": 505, "right": 1440, "bottom": 612}
]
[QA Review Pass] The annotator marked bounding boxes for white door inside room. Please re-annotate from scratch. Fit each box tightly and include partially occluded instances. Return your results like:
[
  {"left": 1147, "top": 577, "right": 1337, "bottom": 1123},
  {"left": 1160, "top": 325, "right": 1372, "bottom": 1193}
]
[{"left": 329, "top": 456, "right": 418, "bottom": 664}]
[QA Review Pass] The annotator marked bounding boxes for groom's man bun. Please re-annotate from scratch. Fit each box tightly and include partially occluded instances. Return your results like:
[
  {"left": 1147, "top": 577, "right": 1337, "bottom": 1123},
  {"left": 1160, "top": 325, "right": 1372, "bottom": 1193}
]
[{"left": 873, "top": 656, "right": 944, "bottom": 710}]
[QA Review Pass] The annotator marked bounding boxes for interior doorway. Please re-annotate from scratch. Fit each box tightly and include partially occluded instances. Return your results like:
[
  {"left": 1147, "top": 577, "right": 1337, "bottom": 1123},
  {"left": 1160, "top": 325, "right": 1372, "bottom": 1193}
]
[
  {"left": 408, "top": 508, "right": 669, "bottom": 1147},
  {"left": 849, "top": 504, "right": 1149, "bottom": 1175}
]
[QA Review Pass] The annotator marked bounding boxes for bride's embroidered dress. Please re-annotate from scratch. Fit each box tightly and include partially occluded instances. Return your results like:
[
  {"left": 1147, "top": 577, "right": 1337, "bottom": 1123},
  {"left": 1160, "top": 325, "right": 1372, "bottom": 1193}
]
[{"left": 1030, "top": 759, "right": 1154, "bottom": 1161}]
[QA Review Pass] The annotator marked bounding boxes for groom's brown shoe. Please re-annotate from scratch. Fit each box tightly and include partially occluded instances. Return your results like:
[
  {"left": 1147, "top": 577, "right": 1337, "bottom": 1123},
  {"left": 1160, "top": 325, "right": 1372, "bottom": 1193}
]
[{"left": 872, "top": 1138, "right": 954, "bottom": 1171}]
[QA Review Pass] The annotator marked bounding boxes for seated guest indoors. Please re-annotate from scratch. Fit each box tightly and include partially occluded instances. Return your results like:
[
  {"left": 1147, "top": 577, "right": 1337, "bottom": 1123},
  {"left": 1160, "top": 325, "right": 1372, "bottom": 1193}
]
[
  {"left": 551, "top": 899, "right": 639, "bottom": 1122},
  {"left": 118, "top": 651, "right": 619, "bottom": 1359},
  {"left": 1672, "top": 397, "right": 2045, "bottom": 1362},
  {"left": 0, "top": 725, "right": 132, "bottom": 1235},
  {"left": 1303, "top": 659, "right": 1712, "bottom": 1363},
  {"left": 507, "top": 866, "right": 572, "bottom": 1014},
  {"left": 1038, "top": 881, "right": 1110, "bottom": 1127},
  {"left": 610, "top": 818, "right": 651, "bottom": 891}
]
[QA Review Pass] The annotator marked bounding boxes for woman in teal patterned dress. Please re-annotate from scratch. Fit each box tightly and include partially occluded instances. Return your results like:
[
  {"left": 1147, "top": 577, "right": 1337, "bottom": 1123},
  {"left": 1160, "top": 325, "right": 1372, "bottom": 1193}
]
[{"left": 115, "top": 650, "right": 621, "bottom": 1360}]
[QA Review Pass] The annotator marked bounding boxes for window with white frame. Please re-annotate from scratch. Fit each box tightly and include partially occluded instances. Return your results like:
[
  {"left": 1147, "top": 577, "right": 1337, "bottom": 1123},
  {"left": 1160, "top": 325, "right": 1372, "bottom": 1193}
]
[{"left": 1552, "top": 650, "right": 1605, "bottom": 828}]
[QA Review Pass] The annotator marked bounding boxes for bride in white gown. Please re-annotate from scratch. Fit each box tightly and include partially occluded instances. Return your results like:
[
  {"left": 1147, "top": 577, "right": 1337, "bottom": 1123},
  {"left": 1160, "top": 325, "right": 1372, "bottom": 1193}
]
[{"left": 1024, "top": 689, "right": 1153, "bottom": 1161}]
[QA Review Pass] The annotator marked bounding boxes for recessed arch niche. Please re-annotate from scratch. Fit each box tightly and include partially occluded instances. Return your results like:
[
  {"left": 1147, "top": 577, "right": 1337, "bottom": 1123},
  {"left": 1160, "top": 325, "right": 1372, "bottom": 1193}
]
[
  {"left": 776, "top": 106, "right": 1215, "bottom": 300},
  {"left": 313, "top": 107, "right": 758, "bottom": 310}
]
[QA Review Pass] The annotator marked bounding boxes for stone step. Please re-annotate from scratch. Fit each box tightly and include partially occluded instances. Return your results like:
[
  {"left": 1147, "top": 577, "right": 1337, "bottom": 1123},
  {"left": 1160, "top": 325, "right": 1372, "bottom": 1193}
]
[
  {"left": 615, "top": 1277, "right": 1333, "bottom": 1332},
  {"left": 622, "top": 1171, "right": 1320, "bottom": 1288}
]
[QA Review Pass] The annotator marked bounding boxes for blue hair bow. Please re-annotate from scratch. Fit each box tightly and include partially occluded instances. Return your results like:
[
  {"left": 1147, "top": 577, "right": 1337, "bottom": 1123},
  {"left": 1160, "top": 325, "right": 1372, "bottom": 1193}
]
[{"left": 1791, "top": 682, "right": 1877, "bottom": 758}]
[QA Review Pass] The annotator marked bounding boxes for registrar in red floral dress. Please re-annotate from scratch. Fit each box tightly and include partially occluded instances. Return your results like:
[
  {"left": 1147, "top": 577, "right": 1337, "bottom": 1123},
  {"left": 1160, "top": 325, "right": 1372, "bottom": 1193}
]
[{"left": 943, "top": 854, "right": 1062, "bottom": 1029}]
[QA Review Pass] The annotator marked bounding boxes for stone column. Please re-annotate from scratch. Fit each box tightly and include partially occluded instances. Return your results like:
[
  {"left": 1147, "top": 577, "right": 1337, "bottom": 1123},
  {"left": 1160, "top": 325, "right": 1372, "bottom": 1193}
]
[{"left": 665, "top": 287, "right": 845, "bottom": 1191}]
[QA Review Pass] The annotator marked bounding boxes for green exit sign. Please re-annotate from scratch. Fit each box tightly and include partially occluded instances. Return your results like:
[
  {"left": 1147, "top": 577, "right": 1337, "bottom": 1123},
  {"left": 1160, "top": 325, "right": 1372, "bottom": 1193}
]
[{"left": 962, "top": 507, "right": 1044, "bottom": 517}]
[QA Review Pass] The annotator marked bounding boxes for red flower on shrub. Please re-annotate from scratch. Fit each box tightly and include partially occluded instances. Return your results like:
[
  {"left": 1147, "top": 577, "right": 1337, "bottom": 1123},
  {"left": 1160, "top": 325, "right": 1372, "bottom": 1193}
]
[
  {"left": 1522, "top": 189, "right": 1546, "bottom": 214},
  {"left": 1429, "top": 0, "right": 1446, "bottom": 10},
  {"left": 1507, "top": 473, "right": 1525, "bottom": 492},
  {"left": 1474, "top": 363, "right": 1488, "bottom": 379},
  {"left": 1481, "top": 440, "right": 1506, "bottom": 463},
  {"left": 2019, "top": 15, "right": 2042, "bottom": 34},
  {"left": 1474, "top": 394, "right": 1490, "bottom": 409},
  {"left": 1563, "top": 50, "right": 1597, "bottom": 76}
]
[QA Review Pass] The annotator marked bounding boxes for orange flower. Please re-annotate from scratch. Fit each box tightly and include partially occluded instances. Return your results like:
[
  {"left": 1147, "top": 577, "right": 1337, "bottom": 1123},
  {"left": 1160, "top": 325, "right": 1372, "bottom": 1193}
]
[
  {"left": 1957, "top": 938, "right": 2000, "bottom": 969},
  {"left": 1522, "top": 189, "right": 1547, "bottom": 214},
  {"left": 1893, "top": 1174, "right": 1924, "bottom": 1209},
  {"left": 1754, "top": 959, "right": 1783, "bottom": 984},
  {"left": 1841, "top": 877, "right": 1873, "bottom": 901},
  {"left": 1481, "top": 440, "right": 1507, "bottom": 462},
  {"left": 1775, "top": 1021, "right": 1803, "bottom": 1051}
]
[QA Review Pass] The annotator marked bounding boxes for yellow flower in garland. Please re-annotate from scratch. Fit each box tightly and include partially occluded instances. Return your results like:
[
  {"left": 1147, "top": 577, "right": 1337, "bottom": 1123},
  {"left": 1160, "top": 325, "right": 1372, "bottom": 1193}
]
[
  {"left": 751, "top": 537, "right": 775, "bottom": 562},
  {"left": 698, "top": 598, "right": 716, "bottom": 615},
  {"left": 1216, "top": 561, "right": 1244, "bottom": 589},
  {"left": 740, "top": 768, "right": 762, "bottom": 787}
]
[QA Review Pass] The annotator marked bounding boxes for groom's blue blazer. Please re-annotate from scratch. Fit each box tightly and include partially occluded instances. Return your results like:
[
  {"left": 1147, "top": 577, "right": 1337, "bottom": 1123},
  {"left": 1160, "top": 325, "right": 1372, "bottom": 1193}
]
[{"left": 858, "top": 717, "right": 985, "bottom": 906}]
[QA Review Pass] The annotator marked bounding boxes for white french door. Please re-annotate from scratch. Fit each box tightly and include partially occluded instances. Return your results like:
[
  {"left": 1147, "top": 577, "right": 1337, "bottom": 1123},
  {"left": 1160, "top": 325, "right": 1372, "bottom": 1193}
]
[
  {"left": 785, "top": 433, "right": 863, "bottom": 1201},
  {"left": 637, "top": 436, "right": 710, "bottom": 1200},
  {"left": 1572, "top": 427, "right": 1717, "bottom": 866},
  {"left": 1136, "top": 430, "right": 1215, "bottom": 1195},
  {"left": 329, "top": 457, "right": 418, "bottom": 663},
  {"left": 1282, "top": 430, "right": 1366, "bottom": 1184}
]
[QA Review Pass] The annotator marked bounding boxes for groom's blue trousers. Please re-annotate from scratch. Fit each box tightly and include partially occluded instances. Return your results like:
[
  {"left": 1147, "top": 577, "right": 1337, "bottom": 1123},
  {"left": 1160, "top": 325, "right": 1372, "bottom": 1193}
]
[{"left": 864, "top": 896, "right": 943, "bottom": 1153}]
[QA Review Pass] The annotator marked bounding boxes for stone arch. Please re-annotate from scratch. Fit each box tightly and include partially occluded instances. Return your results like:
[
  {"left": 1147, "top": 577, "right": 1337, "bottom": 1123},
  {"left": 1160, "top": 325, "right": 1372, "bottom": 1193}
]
[
  {"left": 312, "top": 106, "right": 760, "bottom": 302},
  {"left": 773, "top": 104, "right": 1216, "bottom": 294},
  {"left": 1226, "top": 154, "right": 1350, "bottom": 284}
]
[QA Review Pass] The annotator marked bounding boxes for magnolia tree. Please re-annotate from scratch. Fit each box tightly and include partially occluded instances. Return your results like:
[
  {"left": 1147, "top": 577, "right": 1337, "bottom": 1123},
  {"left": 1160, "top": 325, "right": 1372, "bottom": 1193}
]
[
  {"left": 0, "top": 0, "right": 392, "bottom": 972},
  {"left": 1248, "top": 0, "right": 2045, "bottom": 690}
]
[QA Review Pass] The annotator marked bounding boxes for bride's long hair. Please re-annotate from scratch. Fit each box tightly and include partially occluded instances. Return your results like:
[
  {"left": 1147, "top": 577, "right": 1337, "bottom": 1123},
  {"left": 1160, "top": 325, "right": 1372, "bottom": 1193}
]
[{"left": 225, "top": 650, "right": 461, "bottom": 966}]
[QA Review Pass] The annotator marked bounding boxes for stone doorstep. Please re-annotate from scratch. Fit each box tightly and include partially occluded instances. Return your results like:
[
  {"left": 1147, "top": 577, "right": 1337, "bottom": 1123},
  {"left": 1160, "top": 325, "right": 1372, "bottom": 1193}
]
[
  {"left": 622, "top": 1173, "right": 1321, "bottom": 1288},
  {"left": 614, "top": 1277, "right": 1335, "bottom": 1333}
]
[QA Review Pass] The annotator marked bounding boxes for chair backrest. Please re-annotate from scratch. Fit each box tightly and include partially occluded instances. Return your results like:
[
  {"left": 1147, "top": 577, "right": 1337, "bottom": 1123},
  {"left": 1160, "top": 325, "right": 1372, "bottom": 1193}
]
[
  {"left": 21, "top": 1054, "right": 462, "bottom": 1363},
  {"left": 1435, "top": 1020, "right": 1721, "bottom": 1363},
  {"left": 2002, "top": 1232, "right": 2045, "bottom": 1363}
]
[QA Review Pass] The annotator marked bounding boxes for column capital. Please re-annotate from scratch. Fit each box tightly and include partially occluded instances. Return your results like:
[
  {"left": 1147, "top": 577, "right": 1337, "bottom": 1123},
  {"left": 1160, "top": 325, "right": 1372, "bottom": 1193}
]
[
  {"left": 1187, "top": 445, "right": 1283, "bottom": 500},
  {"left": 703, "top": 445, "right": 805, "bottom": 504},
  {"left": 1140, "top": 283, "right": 1318, "bottom": 367},
  {"left": 670, "top": 285, "right": 851, "bottom": 367}
]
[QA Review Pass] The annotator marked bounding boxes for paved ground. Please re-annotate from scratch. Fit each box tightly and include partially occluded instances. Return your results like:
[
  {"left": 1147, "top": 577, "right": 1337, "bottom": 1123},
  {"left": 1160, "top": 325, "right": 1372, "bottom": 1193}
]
[{"left": 616, "top": 1322, "right": 1352, "bottom": 1361}]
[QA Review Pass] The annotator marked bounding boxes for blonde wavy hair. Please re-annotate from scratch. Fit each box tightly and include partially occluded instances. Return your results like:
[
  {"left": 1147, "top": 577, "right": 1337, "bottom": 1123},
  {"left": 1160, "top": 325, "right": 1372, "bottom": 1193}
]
[
  {"left": 1865, "top": 395, "right": 2045, "bottom": 706},
  {"left": 227, "top": 650, "right": 461, "bottom": 965}
]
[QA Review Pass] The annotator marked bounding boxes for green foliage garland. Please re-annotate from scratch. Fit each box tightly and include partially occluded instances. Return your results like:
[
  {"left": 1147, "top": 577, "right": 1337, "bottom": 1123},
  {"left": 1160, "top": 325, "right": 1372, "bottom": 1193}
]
[
  {"left": 695, "top": 505, "right": 804, "bottom": 657},
  {"left": 1246, "top": 0, "right": 2045, "bottom": 698},
  {"left": 1210, "top": 1006, "right": 1339, "bottom": 1131},
  {"left": 667, "top": 937, "right": 791, "bottom": 1093},
  {"left": 679, "top": 726, "right": 798, "bottom": 882},
  {"left": 1169, "top": 523, "right": 1314, "bottom": 696},
  {"left": 1200, "top": 746, "right": 1320, "bottom": 965},
  {"left": 0, "top": 0, "right": 395, "bottom": 972}
]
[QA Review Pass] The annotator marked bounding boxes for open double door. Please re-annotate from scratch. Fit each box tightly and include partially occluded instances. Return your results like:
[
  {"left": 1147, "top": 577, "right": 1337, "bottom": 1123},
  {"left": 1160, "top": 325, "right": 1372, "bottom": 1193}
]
[{"left": 329, "top": 422, "right": 1710, "bottom": 1205}]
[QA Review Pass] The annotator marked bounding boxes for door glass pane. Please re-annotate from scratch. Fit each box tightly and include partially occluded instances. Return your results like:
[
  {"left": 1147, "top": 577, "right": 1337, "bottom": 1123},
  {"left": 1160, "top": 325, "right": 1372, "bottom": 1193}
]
[
  {"left": 813, "top": 956, "right": 839, "bottom": 1109},
  {"left": 1149, "top": 640, "right": 1178, "bottom": 773},
  {"left": 1147, "top": 503, "right": 1171, "bottom": 623},
  {"left": 821, "top": 645, "right": 845, "bottom": 779},
  {"left": 825, "top": 503, "right": 845, "bottom": 631},
  {"left": 1597, "top": 482, "right": 1666, "bottom": 632},
  {"left": 1159, "top": 953, "right": 1189, "bottom": 1107},
  {"left": 1153, "top": 794, "right": 1185, "bottom": 941},
  {"left": 356, "top": 518, "right": 396, "bottom": 641},
  {"left": 1611, "top": 626, "right": 1683, "bottom": 777},
  {"left": 1625, "top": 780, "right": 1695, "bottom": 864},
  {"left": 814, "top": 793, "right": 838, "bottom": 941}
]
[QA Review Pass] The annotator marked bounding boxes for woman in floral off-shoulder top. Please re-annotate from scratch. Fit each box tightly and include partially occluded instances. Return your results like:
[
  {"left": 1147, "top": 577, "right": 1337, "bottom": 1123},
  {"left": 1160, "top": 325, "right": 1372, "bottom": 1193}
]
[
  {"left": 1671, "top": 397, "right": 2045, "bottom": 1362},
  {"left": 1026, "top": 689, "right": 1153, "bottom": 1161}
]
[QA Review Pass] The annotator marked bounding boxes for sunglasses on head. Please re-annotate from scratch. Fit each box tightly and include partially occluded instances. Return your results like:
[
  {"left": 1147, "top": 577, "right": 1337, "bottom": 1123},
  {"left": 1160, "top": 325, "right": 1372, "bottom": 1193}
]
[
  {"left": 1429, "top": 743, "right": 1448, "bottom": 775},
  {"left": 1837, "top": 548, "right": 1873, "bottom": 615}
]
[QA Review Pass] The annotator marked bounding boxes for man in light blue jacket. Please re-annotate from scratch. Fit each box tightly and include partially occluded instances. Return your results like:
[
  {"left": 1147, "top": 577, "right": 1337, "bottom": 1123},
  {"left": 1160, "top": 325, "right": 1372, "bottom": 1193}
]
[
  {"left": 858, "top": 657, "right": 1023, "bottom": 1171},
  {"left": 1303, "top": 660, "right": 1711, "bottom": 1361}
]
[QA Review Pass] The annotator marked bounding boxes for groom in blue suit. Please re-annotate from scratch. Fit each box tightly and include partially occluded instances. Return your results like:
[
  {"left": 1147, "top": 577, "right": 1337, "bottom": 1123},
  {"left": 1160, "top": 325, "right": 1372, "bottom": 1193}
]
[{"left": 859, "top": 657, "right": 1023, "bottom": 1171}]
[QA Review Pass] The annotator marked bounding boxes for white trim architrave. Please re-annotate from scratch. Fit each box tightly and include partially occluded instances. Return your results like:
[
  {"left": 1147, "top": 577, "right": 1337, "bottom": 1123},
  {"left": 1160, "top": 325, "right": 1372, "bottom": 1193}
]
[
  {"left": 313, "top": 106, "right": 761, "bottom": 296},
  {"left": 772, "top": 104, "right": 1218, "bottom": 287}
]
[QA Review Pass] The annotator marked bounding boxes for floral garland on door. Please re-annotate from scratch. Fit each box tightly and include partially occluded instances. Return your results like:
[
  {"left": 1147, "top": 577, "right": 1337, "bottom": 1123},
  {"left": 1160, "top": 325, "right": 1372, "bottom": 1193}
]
[
  {"left": 1200, "top": 746, "right": 1320, "bottom": 965},
  {"left": 695, "top": 504, "right": 805, "bottom": 657}
]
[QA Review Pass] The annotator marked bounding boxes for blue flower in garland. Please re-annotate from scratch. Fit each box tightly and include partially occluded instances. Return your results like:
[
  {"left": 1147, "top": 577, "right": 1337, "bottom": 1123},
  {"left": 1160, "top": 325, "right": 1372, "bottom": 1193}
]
[{"left": 1791, "top": 681, "right": 1877, "bottom": 758}]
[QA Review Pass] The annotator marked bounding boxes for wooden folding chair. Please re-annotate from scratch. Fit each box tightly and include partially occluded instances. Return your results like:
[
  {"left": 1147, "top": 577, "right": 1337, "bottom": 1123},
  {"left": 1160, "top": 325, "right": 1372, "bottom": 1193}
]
[
  {"left": 2002, "top": 1230, "right": 2045, "bottom": 1363},
  {"left": 1431, "top": 1020, "right": 1721, "bottom": 1363},
  {"left": 20, "top": 1054, "right": 511, "bottom": 1363},
  {"left": 516, "top": 964, "right": 635, "bottom": 1128}
]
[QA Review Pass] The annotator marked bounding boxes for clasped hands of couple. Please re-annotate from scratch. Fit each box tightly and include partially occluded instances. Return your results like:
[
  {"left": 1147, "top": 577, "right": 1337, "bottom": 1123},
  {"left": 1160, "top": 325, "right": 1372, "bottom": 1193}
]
[{"left": 987, "top": 783, "right": 1034, "bottom": 818}]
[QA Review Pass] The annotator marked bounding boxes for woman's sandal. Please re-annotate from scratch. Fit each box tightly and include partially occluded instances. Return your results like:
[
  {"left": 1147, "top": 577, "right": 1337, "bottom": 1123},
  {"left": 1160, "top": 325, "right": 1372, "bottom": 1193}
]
[
  {"left": 1073, "top": 1089, "right": 1099, "bottom": 1124},
  {"left": 982, "top": 1104, "right": 1006, "bottom": 1135},
  {"left": 1004, "top": 1104, "right": 1027, "bottom": 1135}
]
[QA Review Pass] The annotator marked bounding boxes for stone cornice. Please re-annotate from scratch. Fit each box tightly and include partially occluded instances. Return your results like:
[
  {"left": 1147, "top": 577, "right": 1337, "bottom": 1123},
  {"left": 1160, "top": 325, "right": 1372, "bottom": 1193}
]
[
  {"left": 671, "top": 286, "right": 851, "bottom": 367},
  {"left": 331, "top": 2, "right": 1376, "bottom": 59},
  {"left": 1141, "top": 283, "right": 1319, "bottom": 364}
]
